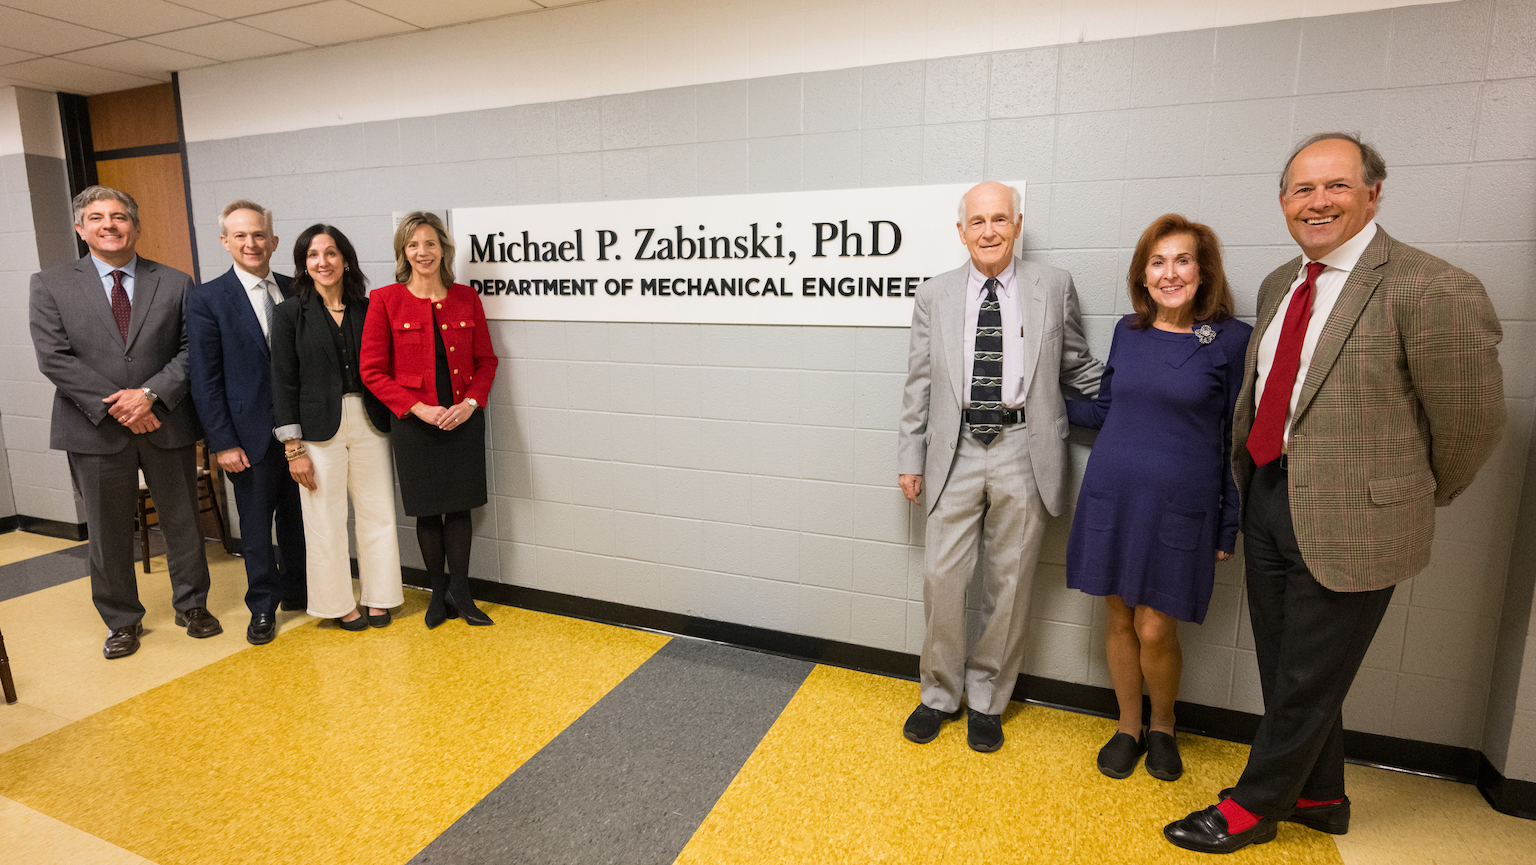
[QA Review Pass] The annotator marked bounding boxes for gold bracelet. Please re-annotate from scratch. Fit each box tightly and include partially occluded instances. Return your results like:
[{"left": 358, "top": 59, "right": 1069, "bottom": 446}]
[{"left": 284, "top": 445, "right": 307, "bottom": 461}]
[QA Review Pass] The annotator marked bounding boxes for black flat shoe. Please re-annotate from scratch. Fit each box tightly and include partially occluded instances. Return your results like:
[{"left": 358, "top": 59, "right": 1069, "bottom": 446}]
[
  {"left": 1164, "top": 805, "right": 1277, "bottom": 854},
  {"left": 367, "top": 609, "right": 392, "bottom": 628},
  {"left": 966, "top": 709, "right": 1003, "bottom": 753},
  {"left": 337, "top": 612, "right": 369, "bottom": 631},
  {"left": 1097, "top": 731, "right": 1145, "bottom": 779},
  {"left": 903, "top": 704, "right": 955, "bottom": 744},
  {"left": 1218, "top": 787, "right": 1350, "bottom": 834},
  {"left": 1145, "top": 730, "right": 1183, "bottom": 781}
]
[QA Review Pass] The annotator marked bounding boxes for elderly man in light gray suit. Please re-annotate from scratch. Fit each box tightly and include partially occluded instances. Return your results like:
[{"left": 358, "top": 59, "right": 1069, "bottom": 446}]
[
  {"left": 898, "top": 181, "right": 1103, "bottom": 751},
  {"left": 30, "top": 186, "right": 217, "bottom": 660}
]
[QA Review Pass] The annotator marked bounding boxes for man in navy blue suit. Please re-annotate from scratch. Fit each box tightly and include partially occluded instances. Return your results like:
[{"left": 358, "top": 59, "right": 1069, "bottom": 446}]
[{"left": 187, "top": 200, "right": 306, "bottom": 645}]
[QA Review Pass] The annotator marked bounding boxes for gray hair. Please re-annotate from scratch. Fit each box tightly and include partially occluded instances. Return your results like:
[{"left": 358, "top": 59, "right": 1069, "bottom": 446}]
[
  {"left": 219, "top": 199, "right": 273, "bottom": 235},
  {"left": 958, "top": 183, "right": 1023, "bottom": 222},
  {"left": 1280, "top": 132, "right": 1388, "bottom": 193},
  {"left": 72, "top": 185, "right": 139, "bottom": 227}
]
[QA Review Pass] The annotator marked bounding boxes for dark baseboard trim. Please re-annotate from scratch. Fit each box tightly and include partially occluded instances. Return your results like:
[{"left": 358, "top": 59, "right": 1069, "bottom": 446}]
[
  {"left": 1479, "top": 753, "right": 1536, "bottom": 819},
  {"left": 420, "top": 568, "right": 1515, "bottom": 794},
  {"left": 17, "top": 516, "right": 87, "bottom": 542},
  {"left": 0, "top": 515, "right": 18, "bottom": 534}
]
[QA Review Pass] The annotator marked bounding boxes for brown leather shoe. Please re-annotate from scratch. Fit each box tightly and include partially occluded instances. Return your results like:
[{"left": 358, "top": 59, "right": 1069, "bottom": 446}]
[
  {"left": 175, "top": 607, "right": 223, "bottom": 638},
  {"left": 104, "top": 624, "right": 142, "bottom": 659}
]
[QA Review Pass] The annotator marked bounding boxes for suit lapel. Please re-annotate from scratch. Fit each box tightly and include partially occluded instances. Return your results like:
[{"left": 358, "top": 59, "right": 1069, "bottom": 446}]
[
  {"left": 75, "top": 258, "right": 127, "bottom": 347},
  {"left": 1292, "top": 231, "right": 1389, "bottom": 424},
  {"left": 939, "top": 270, "right": 966, "bottom": 408},
  {"left": 1017, "top": 261, "right": 1045, "bottom": 397},
  {"left": 125, "top": 260, "right": 159, "bottom": 349},
  {"left": 224, "top": 268, "right": 271, "bottom": 358}
]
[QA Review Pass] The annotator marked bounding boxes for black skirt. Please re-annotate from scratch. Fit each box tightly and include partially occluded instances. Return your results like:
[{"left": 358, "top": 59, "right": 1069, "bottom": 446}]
[{"left": 392, "top": 410, "right": 487, "bottom": 516}]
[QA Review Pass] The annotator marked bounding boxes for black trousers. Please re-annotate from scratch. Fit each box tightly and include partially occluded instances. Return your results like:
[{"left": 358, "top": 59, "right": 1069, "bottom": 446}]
[
  {"left": 1232, "top": 460, "right": 1394, "bottom": 819},
  {"left": 70, "top": 439, "right": 211, "bottom": 630},
  {"left": 227, "top": 443, "right": 306, "bottom": 615}
]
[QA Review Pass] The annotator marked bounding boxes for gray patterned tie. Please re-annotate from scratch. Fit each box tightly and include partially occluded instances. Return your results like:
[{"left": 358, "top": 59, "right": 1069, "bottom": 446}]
[
  {"left": 969, "top": 277, "right": 1004, "bottom": 445},
  {"left": 257, "top": 281, "right": 275, "bottom": 346}
]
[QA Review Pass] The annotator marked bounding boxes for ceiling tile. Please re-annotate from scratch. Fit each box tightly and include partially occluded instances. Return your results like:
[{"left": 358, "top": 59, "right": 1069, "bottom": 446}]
[
  {"left": 239, "top": 0, "right": 418, "bottom": 46},
  {"left": 534, "top": 0, "right": 603, "bottom": 6},
  {"left": 0, "top": 57, "right": 160, "bottom": 95},
  {"left": 351, "top": 0, "right": 540, "bottom": 29},
  {"left": 61, "top": 40, "right": 217, "bottom": 81},
  {"left": 0, "top": 45, "right": 40, "bottom": 65},
  {"left": 165, "top": 0, "right": 313, "bottom": 14},
  {"left": 0, "top": 7, "right": 118, "bottom": 55},
  {"left": 0, "top": 0, "right": 219, "bottom": 39},
  {"left": 143, "top": 21, "right": 311, "bottom": 62}
]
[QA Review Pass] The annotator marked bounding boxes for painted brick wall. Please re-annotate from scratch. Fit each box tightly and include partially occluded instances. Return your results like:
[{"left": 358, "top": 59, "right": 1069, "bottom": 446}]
[{"left": 181, "top": 0, "right": 1536, "bottom": 758}]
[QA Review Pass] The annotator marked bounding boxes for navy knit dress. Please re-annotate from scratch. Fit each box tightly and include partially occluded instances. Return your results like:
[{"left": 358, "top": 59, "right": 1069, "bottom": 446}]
[{"left": 1065, "top": 315, "right": 1252, "bottom": 624}]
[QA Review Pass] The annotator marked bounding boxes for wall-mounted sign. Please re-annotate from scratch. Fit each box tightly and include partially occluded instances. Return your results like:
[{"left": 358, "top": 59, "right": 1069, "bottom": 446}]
[{"left": 451, "top": 181, "right": 1023, "bottom": 327}]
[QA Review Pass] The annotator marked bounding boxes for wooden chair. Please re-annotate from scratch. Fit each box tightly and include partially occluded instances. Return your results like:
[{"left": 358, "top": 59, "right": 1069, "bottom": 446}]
[
  {"left": 1, "top": 623, "right": 16, "bottom": 704},
  {"left": 135, "top": 440, "right": 228, "bottom": 573}
]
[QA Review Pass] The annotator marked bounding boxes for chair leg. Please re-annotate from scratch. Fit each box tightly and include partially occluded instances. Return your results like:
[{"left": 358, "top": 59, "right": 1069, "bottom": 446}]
[
  {"left": 203, "top": 475, "right": 228, "bottom": 542},
  {"left": 139, "top": 494, "right": 152, "bottom": 574},
  {"left": 0, "top": 627, "right": 17, "bottom": 704}
]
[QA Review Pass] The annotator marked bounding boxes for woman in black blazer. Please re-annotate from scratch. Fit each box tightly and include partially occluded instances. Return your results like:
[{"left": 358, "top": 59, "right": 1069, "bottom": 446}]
[{"left": 271, "top": 225, "right": 402, "bottom": 630}]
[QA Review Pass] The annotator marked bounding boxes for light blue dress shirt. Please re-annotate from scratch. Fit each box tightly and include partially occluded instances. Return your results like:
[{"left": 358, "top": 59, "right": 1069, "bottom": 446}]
[{"left": 90, "top": 255, "right": 138, "bottom": 303}]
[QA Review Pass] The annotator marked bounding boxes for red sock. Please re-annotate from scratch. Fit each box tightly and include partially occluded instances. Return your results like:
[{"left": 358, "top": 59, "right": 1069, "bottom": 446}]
[
  {"left": 1218, "top": 797, "right": 1260, "bottom": 833},
  {"left": 1296, "top": 796, "right": 1344, "bottom": 808}
]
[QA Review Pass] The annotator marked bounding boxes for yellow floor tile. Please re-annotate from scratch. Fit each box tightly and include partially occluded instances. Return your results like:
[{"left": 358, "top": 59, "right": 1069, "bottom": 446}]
[
  {"left": 0, "top": 531, "right": 84, "bottom": 566},
  {"left": 0, "top": 701, "right": 72, "bottom": 753},
  {"left": 677, "top": 665, "right": 1342, "bottom": 864},
  {"left": 0, "top": 597, "right": 668, "bottom": 865},
  {"left": 0, "top": 794, "right": 154, "bottom": 864},
  {"left": 1337, "top": 764, "right": 1536, "bottom": 865}
]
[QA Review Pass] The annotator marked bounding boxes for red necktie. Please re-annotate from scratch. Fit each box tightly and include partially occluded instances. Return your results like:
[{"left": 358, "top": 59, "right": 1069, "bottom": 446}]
[
  {"left": 110, "top": 270, "right": 131, "bottom": 342},
  {"left": 1248, "top": 261, "right": 1326, "bottom": 466}
]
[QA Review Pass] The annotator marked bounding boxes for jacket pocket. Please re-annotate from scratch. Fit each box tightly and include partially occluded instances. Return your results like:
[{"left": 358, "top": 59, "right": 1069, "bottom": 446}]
[
  {"left": 1368, "top": 470, "right": 1435, "bottom": 506},
  {"left": 395, "top": 320, "right": 425, "bottom": 343},
  {"left": 1158, "top": 504, "right": 1206, "bottom": 552},
  {"left": 397, "top": 373, "right": 423, "bottom": 389},
  {"left": 1080, "top": 488, "right": 1117, "bottom": 531}
]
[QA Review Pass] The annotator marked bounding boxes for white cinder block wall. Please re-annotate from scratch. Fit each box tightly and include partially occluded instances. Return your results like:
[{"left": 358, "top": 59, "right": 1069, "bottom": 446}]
[
  {"left": 170, "top": 0, "right": 1536, "bottom": 776},
  {"left": 0, "top": 86, "right": 78, "bottom": 525}
]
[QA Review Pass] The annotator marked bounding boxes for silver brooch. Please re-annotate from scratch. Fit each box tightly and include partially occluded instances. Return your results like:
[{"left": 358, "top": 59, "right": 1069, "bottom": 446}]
[{"left": 1194, "top": 324, "right": 1216, "bottom": 345}]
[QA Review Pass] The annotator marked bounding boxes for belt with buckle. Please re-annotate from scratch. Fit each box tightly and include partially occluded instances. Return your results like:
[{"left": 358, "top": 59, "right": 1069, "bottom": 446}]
[{"left": 964, "top": 407, "right": 1025, "bottom": 426}]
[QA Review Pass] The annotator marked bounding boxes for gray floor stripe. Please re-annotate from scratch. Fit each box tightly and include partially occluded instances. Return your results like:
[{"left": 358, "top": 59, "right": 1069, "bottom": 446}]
[
  {"left": 0, "top": 545, "right": 88, "bottom": 603},
  {"left": 410, "top": 637, "right": 814, "bottom": 865}
]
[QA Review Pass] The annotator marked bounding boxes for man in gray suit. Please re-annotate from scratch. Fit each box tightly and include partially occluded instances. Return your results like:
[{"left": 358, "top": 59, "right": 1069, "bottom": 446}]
[
  {"left": 30, "top": 186, "right": 218, "bottom": 659},
  {"left": 898, "top": 181, "right": 1102, "bottom": 751}
]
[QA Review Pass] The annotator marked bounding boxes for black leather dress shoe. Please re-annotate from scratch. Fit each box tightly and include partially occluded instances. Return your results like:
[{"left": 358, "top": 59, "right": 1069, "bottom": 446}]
[
  {"left": 1097, "top": 731, "right": 1145, "bottom": 779},
  {"left": 1164, "top": 805, "right": 1277, "bottom": 854},
  {"left": 1218, "top": 787, "right": 1350, "bottom": 835},
  {"left": 247, "top": 612, "right": 277, "bottom": 645},
  {"left": 103, "top": 624, "right": 142, "bottom": 659},
  {"left": 903, "top": 704, "right": 956, "bottom": 744},
  {"left": 175, "top": 607, "right": 223, "bottom": 638},
  {"left": 966, "top": 709, "right": 1004, "bottom": 753}
]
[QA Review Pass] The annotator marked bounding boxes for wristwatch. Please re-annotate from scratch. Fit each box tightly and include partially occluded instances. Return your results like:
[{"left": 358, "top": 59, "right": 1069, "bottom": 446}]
[
  {"left": 465, "top": 397, "right": 479, "bottom": 408},
  {"left": 141, "top": 386, "right": 158, "bottom": 403}
]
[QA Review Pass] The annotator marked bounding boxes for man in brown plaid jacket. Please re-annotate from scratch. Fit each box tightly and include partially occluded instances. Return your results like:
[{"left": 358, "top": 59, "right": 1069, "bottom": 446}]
[{"left": 1165, "top": 133, "right": 1506, "bottom": 854}]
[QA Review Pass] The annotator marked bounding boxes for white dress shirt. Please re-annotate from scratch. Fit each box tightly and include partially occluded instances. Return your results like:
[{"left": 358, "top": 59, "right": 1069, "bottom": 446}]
[
  {"left": 90, "top": 254, "right": 137, "bottom": 302},
  {"left": 233, "top": 266, "right": 283, "bottom": 339},
  {"left": 962, "top": 260, "right": 1026, "bottom": 409},
  {"left": 1254, "top": 221, "right": 1379, "bottom": 448}
]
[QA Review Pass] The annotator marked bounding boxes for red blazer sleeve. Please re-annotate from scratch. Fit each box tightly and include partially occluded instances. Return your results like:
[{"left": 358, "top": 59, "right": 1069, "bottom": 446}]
[
  {"left": 459, "top": 284, "right": 498, "bottom": 409},
  {"left": 360, "top": 283, "right": 421, "bottom": 418}
]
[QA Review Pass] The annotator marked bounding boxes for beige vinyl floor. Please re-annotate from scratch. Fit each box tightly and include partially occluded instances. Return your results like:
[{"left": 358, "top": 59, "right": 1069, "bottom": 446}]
[{"left": 0, "top": 531, "right": 1532, "bottom": 864}]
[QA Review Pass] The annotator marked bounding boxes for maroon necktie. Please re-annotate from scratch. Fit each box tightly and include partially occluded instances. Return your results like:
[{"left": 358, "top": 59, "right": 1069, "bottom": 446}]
[
  {"left": 109, "top": 270, "right": 131, "bottom": 342},
  {"left": 1248, "top": 261, "right": 1326, "bottom": 466}
]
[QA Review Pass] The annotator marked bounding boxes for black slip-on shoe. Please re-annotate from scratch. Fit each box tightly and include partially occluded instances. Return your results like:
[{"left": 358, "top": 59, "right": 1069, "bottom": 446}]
[
  {"left": 1097, "top": 731, "right": 1145, "bottom": 779},
  {"left": 966, "top": 709, "right": 1003, "bottom": 753},
  {"left": 247, "top": 612, "right": 277, "bottom": 645},
  {"left": 1145, "top": 730, "right": 1183, "bottom": 781},
  {"left": 903, "top": 703, "right": 955, "bottom": 744},
  {"left": 1164, "top": 805, "right": 1277, "bottom": 854}
]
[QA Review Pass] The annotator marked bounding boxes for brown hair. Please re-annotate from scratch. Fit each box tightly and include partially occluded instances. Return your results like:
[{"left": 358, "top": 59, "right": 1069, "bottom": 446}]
[
  {"left": 1126, "top": 214, "right": 1234, "bottom": 330},
  {"left": 393, "top": 211, "right": 456, "bottom": 285}
]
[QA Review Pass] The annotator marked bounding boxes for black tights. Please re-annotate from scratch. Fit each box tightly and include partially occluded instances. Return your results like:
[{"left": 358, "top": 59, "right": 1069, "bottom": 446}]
[{"left": 417, "top": 511, "right": 472, "bottom": 580}]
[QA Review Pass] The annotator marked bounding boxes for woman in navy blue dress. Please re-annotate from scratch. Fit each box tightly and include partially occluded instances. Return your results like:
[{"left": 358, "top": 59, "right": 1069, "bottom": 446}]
[{"left": 1066, "top": 214, "right": 1251, "bottom": 782}]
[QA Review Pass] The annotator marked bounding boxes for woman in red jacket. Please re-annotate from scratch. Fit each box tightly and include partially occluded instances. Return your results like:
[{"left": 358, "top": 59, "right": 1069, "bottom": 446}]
[{"left": 360, "top": 212, "right": 498, "bottom": 627}]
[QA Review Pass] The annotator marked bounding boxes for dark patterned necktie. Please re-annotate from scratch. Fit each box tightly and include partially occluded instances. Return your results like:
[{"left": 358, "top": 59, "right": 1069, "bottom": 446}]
[
  {"left": 110, "top": 270, "right": 131, "bottom": 342},
  {"left": 969, "top": 277, "right": 1004, "bottom": 445}
]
